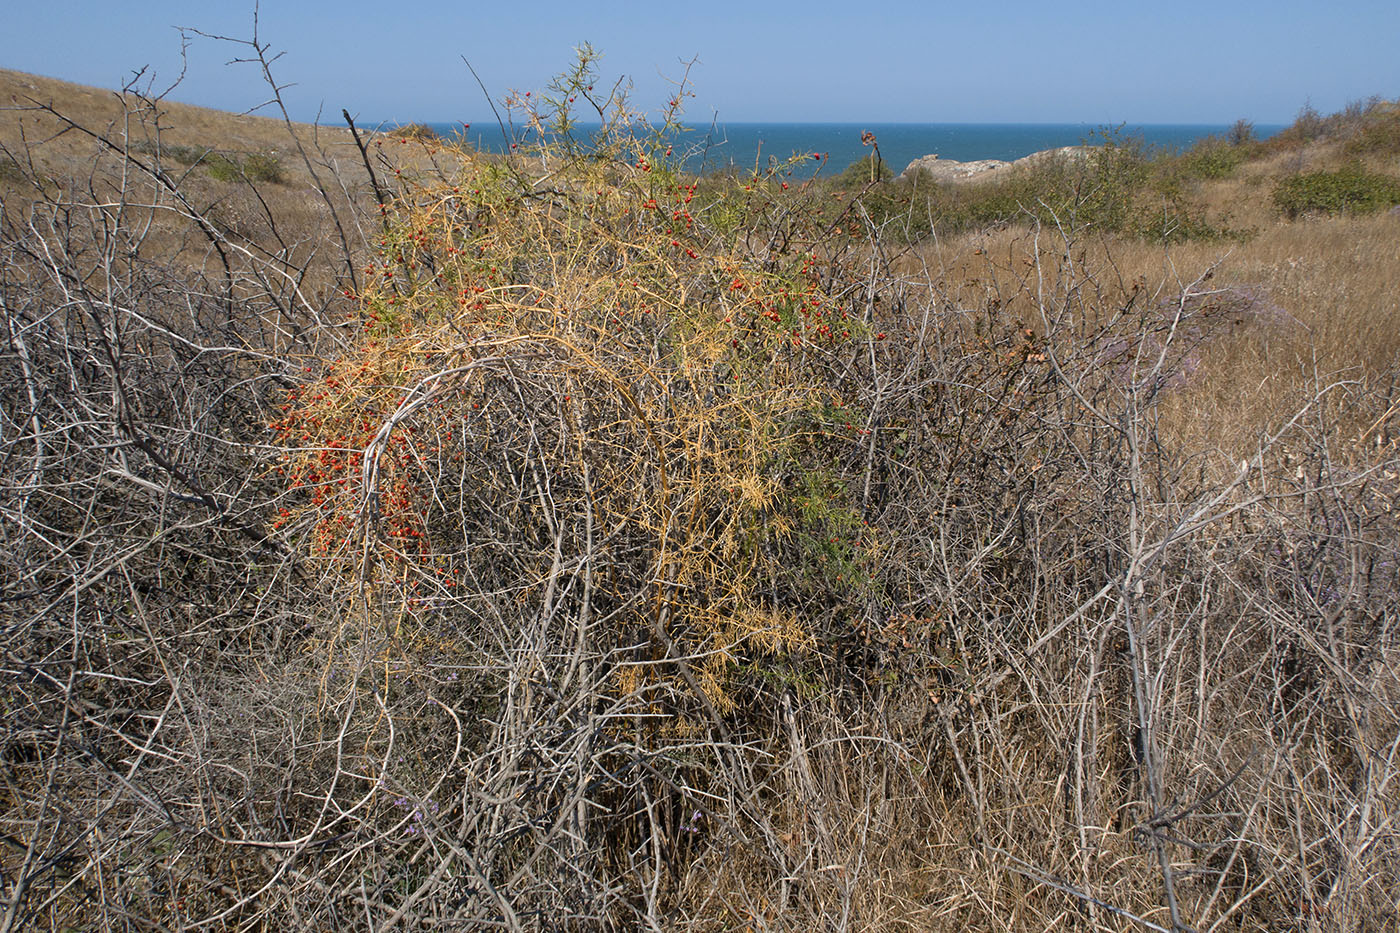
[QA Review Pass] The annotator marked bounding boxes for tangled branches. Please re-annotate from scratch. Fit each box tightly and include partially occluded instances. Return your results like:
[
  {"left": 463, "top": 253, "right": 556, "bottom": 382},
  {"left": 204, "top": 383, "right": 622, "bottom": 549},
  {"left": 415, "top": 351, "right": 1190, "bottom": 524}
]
[{"left": 2, "top": 46, "right": 1398, "bottom": 932}]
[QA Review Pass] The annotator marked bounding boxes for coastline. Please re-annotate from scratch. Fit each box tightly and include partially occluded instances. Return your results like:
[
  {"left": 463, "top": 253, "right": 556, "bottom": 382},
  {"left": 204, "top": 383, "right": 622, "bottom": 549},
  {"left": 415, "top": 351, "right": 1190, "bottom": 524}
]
[{"left": 429, "top": 121, "right": 1282, "bottom": 178}]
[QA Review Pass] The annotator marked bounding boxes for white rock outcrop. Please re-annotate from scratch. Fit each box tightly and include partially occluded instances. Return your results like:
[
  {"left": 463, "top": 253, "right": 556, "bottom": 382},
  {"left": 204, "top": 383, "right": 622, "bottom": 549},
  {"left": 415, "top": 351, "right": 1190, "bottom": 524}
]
[
  {"left": 900, "top": 154, "right": 1009, "bottom": 182},
  {"left": 900, "top": 145, "right": 1097, "bottom": 184}
]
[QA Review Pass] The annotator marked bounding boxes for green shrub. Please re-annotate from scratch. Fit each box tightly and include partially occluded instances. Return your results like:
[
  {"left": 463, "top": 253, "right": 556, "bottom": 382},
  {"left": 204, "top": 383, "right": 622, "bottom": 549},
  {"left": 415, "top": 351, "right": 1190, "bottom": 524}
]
[
  {"left": 913, "top": 162, "right": 1069, "bottom": 235},
  {"left": 204, "top": 153, "right": 242, "bottom": 182},
  {"left": 833, "top": 153, "right": 892, "bottom": 188},
  {"left": 204, "top": 151, "right": 285, "bottom": 184},
  {"left": 1227, "top": 118, "right": 1255, "bottom": 147},
  {"left": 1073, "top": 139, "right": 1150, "bottom": 231},
  {"left": 866, "top": 138, "right": 1228, "bottom": 244},
  {"left": 924, "top": 138, "right": 1151, "bottom": 238},
  {"left": 0, "top": 155, "right": 23, "bottom": 184},
  {"left": 1292, "top": 103, "right": 1326, "bottom": 143},
  {"left": 1176, "top": 138, "right": 1248, "bottom": 180},
  {"left": 1343, "top": 105, "right": 1400, "bottom": 156},
  {"left": 1129, "top": 195, "right": 1232, "bottom": 243},
  {"left": 1272, "top": 165, "right": 1400, "bottom": 218},
  {"left": 1266, "top": 97, "right": 1391, "bottom": 153},
  {"left": 242, "top": 151, "right": 284, "bottom": 184}
]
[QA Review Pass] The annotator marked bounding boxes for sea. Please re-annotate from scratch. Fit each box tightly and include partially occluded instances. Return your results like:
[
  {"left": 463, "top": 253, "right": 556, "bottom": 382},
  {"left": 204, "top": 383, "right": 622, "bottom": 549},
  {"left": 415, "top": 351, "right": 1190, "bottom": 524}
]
[{"left": 421, "top": 121, "right": 1283, "bottom": 179}]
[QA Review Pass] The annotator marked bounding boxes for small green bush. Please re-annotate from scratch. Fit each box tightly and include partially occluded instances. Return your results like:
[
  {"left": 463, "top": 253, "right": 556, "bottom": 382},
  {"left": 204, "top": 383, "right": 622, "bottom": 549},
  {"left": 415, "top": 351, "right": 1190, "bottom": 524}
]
[
  {"left": 0, "top": 156, "right": 23, "bottom": 183},
  {"left": 833, "top": 153, "right": 892, "bottom": 188},
  {"left": 1077, "top": 140, "right": 1150, "bottom": 230},
  {"left": 204, "top": 151, "right": 285, "bottom": 184},
  {"left": 1227, "top": 118, "right": 1255, "bottom": 147},
  {"left": 1129, "top": 196, "right": 1232, "bottom": 243},
  {"left": 912, "top": 162, "right": 1069, "bottom": 235},
  {"left": 242, "top": 151, "right": 285, "bottom": 184},
  {"left": 1176, "top": 138, "right": 1248, "bottom": 180},
  {"left": 1272, "top": 165, "right": 1400, "bottom": 218},
  {"left": 205, "top": 153, "right": 242, "bottom": 182}
]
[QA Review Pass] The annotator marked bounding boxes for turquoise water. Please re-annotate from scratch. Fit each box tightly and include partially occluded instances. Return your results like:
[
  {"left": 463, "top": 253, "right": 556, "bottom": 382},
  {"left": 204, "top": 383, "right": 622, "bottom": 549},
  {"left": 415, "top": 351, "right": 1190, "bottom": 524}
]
[{"left": 425, "top": 121, "right": 1282, "bottom": 178}]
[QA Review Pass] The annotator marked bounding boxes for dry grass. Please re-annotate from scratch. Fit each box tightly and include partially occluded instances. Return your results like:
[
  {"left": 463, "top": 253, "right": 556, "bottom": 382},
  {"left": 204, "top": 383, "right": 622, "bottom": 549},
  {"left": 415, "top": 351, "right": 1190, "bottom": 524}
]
[
  {"left": 898, "top": 205, "right": 1400, "bottom": 464},
  {"left": 2, "top": 61, "right": 1398, "bottom": 932},
  {"left": 0, "top": 66, "right": 359, "bottom": 177}
]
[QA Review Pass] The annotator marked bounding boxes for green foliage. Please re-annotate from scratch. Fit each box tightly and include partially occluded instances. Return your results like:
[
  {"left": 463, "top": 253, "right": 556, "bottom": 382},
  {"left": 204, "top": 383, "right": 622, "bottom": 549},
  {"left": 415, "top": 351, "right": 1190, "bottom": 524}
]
[
  {"left": 1074, "top": 138, "right": 1150, "bottom": 231},
  {"left": 1265, "top": 97, "right": 1394, "bottom": 152},
  {"left": 540, "top": 41, "right": 606, "bottom": 143},
  {"left": 1290, "top": 103, "right": 1326, "bottom": 144},
  {"left": 1176, "top": 137, "right": 1249, "bottom": 180},
  {"left": 691, "top": 169, "right": 751, "bottom": 238},
  {"left": 0, "top": 155, "right": 22, "bottom": 183},
  {"left": 848, "top": 132, "right": 1229, "bottom": 245},
  {"left": 1227, "top": 118, "right": 1255, "bottom": 147},
  {"left": 128, "top": 139, "right": 213, "bottom": 165},
  {"left": 907, "top": 162, "right": 1065, "bottom": 235},
  {"left": 204, "top": 150, "right": 284, "bottom": 184},
  {"left": 1129, "top": 191, "right": 1233, "bottom": 243},
  {"left": 1272, "top": 165, "right": 1400, "bottom": 218},
  {"left": 833, "top": 153, "right": 892, "bottom": 188},
  {"left": 204, "top": 153, "right": 242, "bottom": 182},
  {"left": 1135, "top": 151, "right": 1238, "bottom": 242},
  {"left": 1343, "top": 105, "right": 1400, "bottom": 156},
  {"left": 241, "top": 150, "right": 285, "bottom": 184}
]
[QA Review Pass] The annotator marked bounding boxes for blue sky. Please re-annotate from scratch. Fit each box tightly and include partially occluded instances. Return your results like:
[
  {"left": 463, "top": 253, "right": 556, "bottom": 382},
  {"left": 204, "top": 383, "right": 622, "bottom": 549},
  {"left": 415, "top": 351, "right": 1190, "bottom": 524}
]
[{"left": 3, "top": 2, "right": 1396, "bottom": 125}]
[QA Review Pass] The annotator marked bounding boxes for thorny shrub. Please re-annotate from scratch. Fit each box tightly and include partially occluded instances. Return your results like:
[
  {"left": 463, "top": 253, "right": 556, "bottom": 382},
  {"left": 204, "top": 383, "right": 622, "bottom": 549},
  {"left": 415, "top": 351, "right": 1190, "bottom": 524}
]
[
  {"left": 1272, "top": 163, "right": 1400, "bottom": 218},
  {"left": 273, "top": 65, "right": 903, "bottom": 722}
]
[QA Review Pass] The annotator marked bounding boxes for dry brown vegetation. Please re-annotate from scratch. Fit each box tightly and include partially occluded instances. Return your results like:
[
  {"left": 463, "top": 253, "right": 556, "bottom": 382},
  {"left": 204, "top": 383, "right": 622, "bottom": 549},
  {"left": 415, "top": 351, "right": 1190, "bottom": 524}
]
[{"left": 2, "top": 50, "right": 1399, "bottom": 933}]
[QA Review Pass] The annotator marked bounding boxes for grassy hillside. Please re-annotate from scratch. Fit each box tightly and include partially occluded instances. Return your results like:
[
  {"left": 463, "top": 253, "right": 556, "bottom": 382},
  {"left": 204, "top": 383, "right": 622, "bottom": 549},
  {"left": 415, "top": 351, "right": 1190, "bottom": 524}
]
[{"left": 2, "top": 56, "right": 1399, "bottom": 932}]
